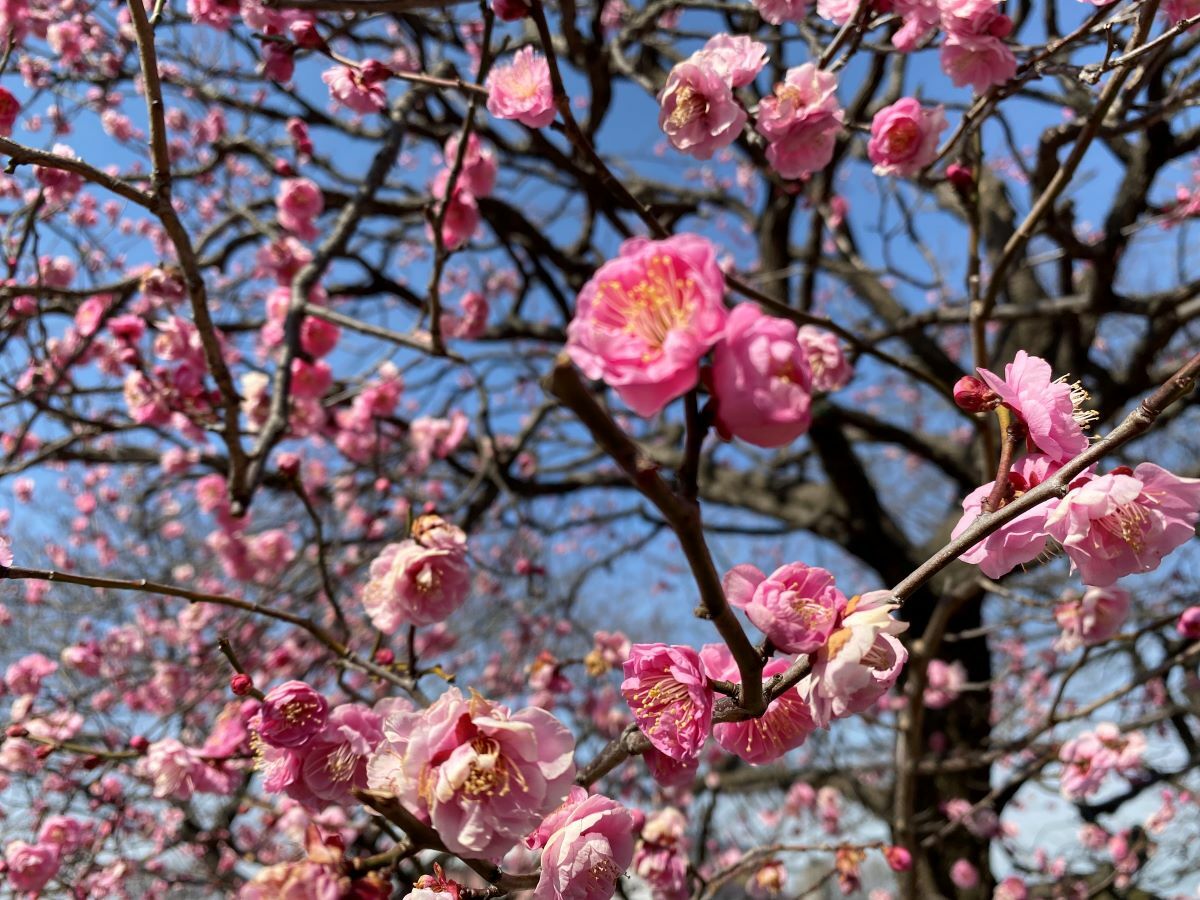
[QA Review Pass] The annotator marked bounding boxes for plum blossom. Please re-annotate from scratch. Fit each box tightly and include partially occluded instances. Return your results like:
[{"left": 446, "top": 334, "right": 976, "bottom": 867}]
[
  {"left": 1059, "top": 723, "right": 1146, "bottom": 799},
  {"left": 756, "top": 64, "right": 844, "bottom": 179},
  {"left": 621, "top": 643, "right": 713, "bottom": 761},
  {"left": 796, "top": 326, "right": 852, "bottom": 392},
  {"left": 977, "top": 351, "right": 1094, "bottom": 462},
  {"left": 4, "top": 840, "right": 60, "bottom": 894},
  {"left": 276, "top": 177, "right": 324, "bottom": 241},
  {"left": 256, "top": 680, "right": 329, "bottom": 748},
  {"left": 700, "top": 34, "right": 768, "bottom": 87},
  {"left": 0, "top": 86, "right": 20, "bottom": 136},
  {"left": 632, "top": 809, "right": 690, "bottom": 900},
  {"left": 322, "top": 64, "right": 388, "bottom": 113},
  {"left": 1045, "top": 463, "right": 1200, "bottom": 587},
  {"left": 566, "top": 234, "right": 727, "bottom": 416},
  {"left": 802, "top": 590, "right": 908, "bottom": 727},
  {"left": 951, "top": 453, "right": 1062, "bottom": 578},
  {"left": 701, "top": 643, "right": 816, "bottom": 764},
  {"left": 1054, "top": 586, "right": 1131, "bottom": 651},
  {"left": 867, "top": 98, "right": 947, "bottom": 177},
  {"left": 531, "top": 787, "right": 636, "bottom": 899},
  {"left": 366, "top": 688, "right": 576, "bottom": 860},
  {"left": 723, "top": 562, "right": 846, "bottom": 653},
  {"left": 362, "top": 514, "right": 471, "bottom": 630},
  {"left": 753, "top": 0, "right": 811, "bottom": 23},
  {"left": 1177, "top": 606, "right": 1200, "bottom": 639},
  {"left": 711, "top": 304, "right": 814, "bottom": 447},
  {"left": 658, "top": 54, "right": 746, "bottom": 160},
  {"left": 923, "top": 659, "right": 967, "bottom": 708},
  {"left": 486, "top": 47, "right": 556, "bottom": 128},
  {"left": 137, "top": 738, "right": 231, "bottom": 799}
]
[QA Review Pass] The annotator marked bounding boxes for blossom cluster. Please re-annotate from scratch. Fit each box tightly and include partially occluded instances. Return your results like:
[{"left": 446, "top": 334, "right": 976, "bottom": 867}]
[{"left": 566, "top": 233, "right": 851, "bottom": 443}]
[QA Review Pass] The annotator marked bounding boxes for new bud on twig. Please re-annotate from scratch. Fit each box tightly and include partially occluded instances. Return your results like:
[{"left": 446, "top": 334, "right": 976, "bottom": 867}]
[
  {"left": 230, "top": 673, "right": 254, "bottom": 696},
  {"left": 953, "top": 375, "right": 1000, "bottom": 413}
]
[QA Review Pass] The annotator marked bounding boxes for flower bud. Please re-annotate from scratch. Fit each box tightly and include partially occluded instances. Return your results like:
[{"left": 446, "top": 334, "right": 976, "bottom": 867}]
[
  {"left": 359, "top": 59, "right": 393, "bottom": 86},
  {"left": 946, "top": 162, "right": 974, "bottom": 194},
  {"left": 1178, "top": 607, "right": 1200, "bottom": 640},
  {"left": 884, "top": 845, "right": 913, "bottom": 872},
  {"left": 374, "top": 648, "right": 395, "bottom": 665},
  {"left": 230, "top": 673, "right": 254, "bottom": 696},
  {"left": 129, "top": 735, "right": 149, "bottom": 752},
  {"left": 953, "top": 375, "right": 1000, "bottom": 413}
]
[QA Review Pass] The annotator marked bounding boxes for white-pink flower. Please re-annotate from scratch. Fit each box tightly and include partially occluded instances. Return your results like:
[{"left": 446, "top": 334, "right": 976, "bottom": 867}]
[{"left": 486, "top": 47, "right": 556, "bottom": 128}]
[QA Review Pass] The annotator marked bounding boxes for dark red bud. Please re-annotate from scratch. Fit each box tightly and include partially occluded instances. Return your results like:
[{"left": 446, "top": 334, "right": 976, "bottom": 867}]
[
  {"left": 946, "top": 163, "right": 974, "bottom": 194},
  {"left": 953, "top": 375, "right": 999, "bottom": 413},
  {"left": 230, "top": 673, "right": 254, "bottom": 696},
  {"left": 359, "top": 59, "right": 393, "bottom": 86},
  {"left": 129, "top": 735, "right": 149, "bottom": 752},
  {"left": 81, "top": 754, "right": 103, "bottom": 769},
  {"left": 1110, "top": 465, "right": 1134, "bottom": 477},
  {"left": 290, "top": 21, "right": 326, "bottom": 50},
  {"left": 274, "top": 159, "right": 295, "bottom": 177},
  {"left": 374, "top": 648, "right": 395, "bottom": 665},
  {"left": 6, "top": 725, "right": 28, "bottom": 738}
]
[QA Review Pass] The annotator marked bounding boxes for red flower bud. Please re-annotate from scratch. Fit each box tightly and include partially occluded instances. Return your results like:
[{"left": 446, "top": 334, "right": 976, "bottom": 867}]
[
  {"left": 6, "top": 724, "right": 28, "bottom": 738},
  {"left": 946, "top": 163, "right": 974, "bottom": 194},
  {"left": 492, "top": 0, "right": 530, "bottom": 19},
  {"left": 953, "top": 375, "right": 1000, "bottom": 413},
  {"left": 274, "top": 159, "right": 295, "bottom": 177},
  {"left": 290, "top": 20, "right": 326, "bottom": 50},
  {"left": 884, "top": 845, "right": 913, "bottom": 872},
  {"left": 374, "top": 648, "right": 395, "bottom": 665},
  {"left": 359, "top": 59, "right": 393, "bottom": 86},
  {"left": 231, "top": 673, "right": 254, "bottom": 696},
  {"left": 129, "top": 735, "right": 149, "bottom": 752}
]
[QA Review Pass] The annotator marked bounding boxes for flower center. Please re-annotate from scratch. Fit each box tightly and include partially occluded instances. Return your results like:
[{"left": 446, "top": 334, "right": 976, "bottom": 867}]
[
  {"left": 461, "top": 736, "right": 518, "bottom": 797},
  {"left": 1098, "top": 502, "right": 1148, "bottom": 552},
  {"left": 884, "top": 119, "right": 919, "bottom": 157},
  {"left": 667, "top": 85, "right": 708, "bottom": 129},
  {"left": 595, "top": 254, "right": 699, "bottom": 352},
  {"left": 324, "top": 743, "right": 358, "bottom": 784},
  {"left": 629, "top": 673, "right": 694, "bottom": 736}
]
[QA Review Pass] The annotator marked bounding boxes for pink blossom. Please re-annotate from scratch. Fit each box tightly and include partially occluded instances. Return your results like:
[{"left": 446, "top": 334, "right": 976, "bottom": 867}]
[
  {"left": 922, "top": 659, "right": 967, "bottom": 708},
  {"left": 263, "top": 703, "right": 385, "bottom": 810},
  {"left": 321, "top": 65, "right": 388, "bottom": 114},
  {"left": 1045, "top": 463, "right": 1200, "bottom": 587},
  {"left": 756, "top": 64, "right": 844, "bottom": 179},
  {"left": 443, "top": 133, "right": 498, "bottom": 197},
  {"left": 138, "top": 738, "right": 230, "bottom": 799},
  {"left": 867, "top": 98, "right": 947, "bottom": 177},
  {"left": 257, "top": 681, "right": 329, "bottom": 748},
  {"left": 621, "top": 643, "right": 713, "bottom": 761},
  {"left": 699, "top": 34, "right": 768, "bottom": 88},
  {"left": 276, "top": 177, "right": 324, "bottom": 241},
  {"left": 1054, "top": 586, "right": 1130, "bottom": 651},
  {"left": 5, "top": 653, "right": 56, "bottom": 696},
  {"left": 977, "top": 351, "right": 1093, "bottom": 462},
  {"left": 367, "top": 688, "right": 576, "bottom": 860},
  {"left": 796, "top": 326, "right": 852, "bottom": 392},
  {"left": 658, "top": 55, "right": 746, "bottom": 160},
  {"left": 0, "top": 536, "right": 10, "bottom": 568},
  {"left": 633, "top": 809, "right": 690, "bottom": 900},
  {"left": 949, "top": 859, "right": 979, "bottom": 889},
  {"left": 951, "top": 454, "right": 1062, "bottom": 578},
  {"left": 1163, "top": 0, "right": 1200, "bottom": 19},
  {"left": 1177, "top": 606, "right": 1200, "bottom": 639},
  {"left": 802, "top": 590, "right": 908, "bottom": 727},
  {"left": 430, "top": 169, "right": 480, "bottom": 250},
  {"left": 1059, "top": 723, "right": 1146, "bottom": 799},
  {"left": 362, "top": 515, "right": 471, "bottom": 630},
  {"left": 940, "top": 33, "right": 1017, "bottom": 93},
  {"left": 817, "top": 0, "right": 861, "bottom": 22},
  {"left": 566, "top": 234, "right": 727, "bottom": 417},
  {"left": 700, "top": 644, "right": 816, "bottom": 764},
  {"left": 711, "top": 304, "right": 814, "bottom": 447},
  {"left": 440, "top": 290, "right": 489, "bottom": 340},
  {"left": 4, "top": 841, "right": 60, "bottom": 894},
  {"left": 753, "top": 0, "right": 811, "bottom": 24},
  {"left": 486, "top": 47, "right": 556, "bottom": 128},
  {"left": 994, "top": 877, "right": 1028, "bottom": 900},
  {"left": 533, "top": 791, "right": 636, "bottom": 899},
  {"left": 722, "top": 561, "right": 845, "bottom": 653}
]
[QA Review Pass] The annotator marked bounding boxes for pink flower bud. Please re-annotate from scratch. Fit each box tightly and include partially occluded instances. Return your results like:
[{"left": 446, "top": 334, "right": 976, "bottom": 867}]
[
  {"left": 374, "top": 648, "right": 395, "bottom": 665},
  {"left": 884, "top": 845, "right": 913, "bottom": 872},
  {"left": 953, "top": 375, "right": 1000, "bottom": 413},
  {"left": 359, "top": 59, "right": 393, "bottom": 86},
  {"left": 1178, "top": 606, "right": 1200, "bottom": 640},
  {"left": 946, "top": 162, "right": 974, "bottom": 193},
  {"left": 129, "top": 735, "right": 149, "bottom": 753},
  {"left": 230, "top": 673, "right": 254, "bottom": 696}
]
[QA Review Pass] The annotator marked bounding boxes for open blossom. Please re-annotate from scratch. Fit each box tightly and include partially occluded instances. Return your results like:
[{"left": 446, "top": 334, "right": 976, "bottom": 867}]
[
  {"left": 362, "top": 515, "right": 471, "bottom": 631},
  {"left": 532, "top": 788, "right": 636, "bottom": 900},
  {"left": 138, "top": 738, "right": 230, "bottom": 799},
  {"left": 566, "top": 234, "right": 727, "bottom": 417},
  {"left": 486, "top": 47, "right": 556, "bottom": 128},
  {"left": 951, "top": 454, "right": 1062, "bottom": 578},
  {"left": 923, "top": 659, "right": 967, "bottom": 709},
  {"left": 367, "top": 688, "right": 576, "bottom": 860},
  {"left": 256, "top": 681, "right": 329, "bottom": 748},
  {"left": 621, "top": 643, "right": 713, "bottom": 761},
  {"left": 700, "top": 33, "right": 768, "bottom": 87},
  {"left": 658, "top": 55, "right": 746, "bottom": 160},
  {"left": 5, "top": 840, "right": 61, "bottom": 894},
  {"left": 756, "top": 64, "right": 844, "bottom": 179},
  {"left": 796, "top": 326, "right": 852, "bottom": 392},
  {"left": 867, "top": 98, "right": 947, "bottom": 177},
  {"left": 1045, "top": 463, "right": 1200, "bottom": 587},
  {"left": 5, "top": 653, "right": 56, "bottom": 696},
  {"left": 276, "top": 177, "right": 324, "bottom": 241},
  {"left": 701, "top": 644, "right": 816, "bottom": 764},
  {"left": 261, "top": 702, "right": 385, "bottom": 810},
  {"left": 633, "top": 809, "right": 690, "bottom": 900},
  {"left": 322, "top": 64, "right": 388, "bottom": 113},
  {"left": 1054, "top": 587, "right": 1131, "bottom": 652},
  {"left": 1059, "top": 723, "right": 1146, "bottom": 799},
  {"left": 443, "top": 133, "right": 497, "bottom": 198},
  {"left": 941, "top": 30, "right": 1016, "bottom": 93},
  {"left": 711, "top": 304, "right": 814, "bottom": 447},
  {"left": 723, "top": 562, "right": 846, "bottom": 653},
  {"left": 802, "top": 591, "right": 909, "bottom": 727},
  {"left": 753, "top": 0, "right": 811, "bottom": 23},
  {"left": 977, "top": 351, "right": 1093, "bottom": 462}
]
